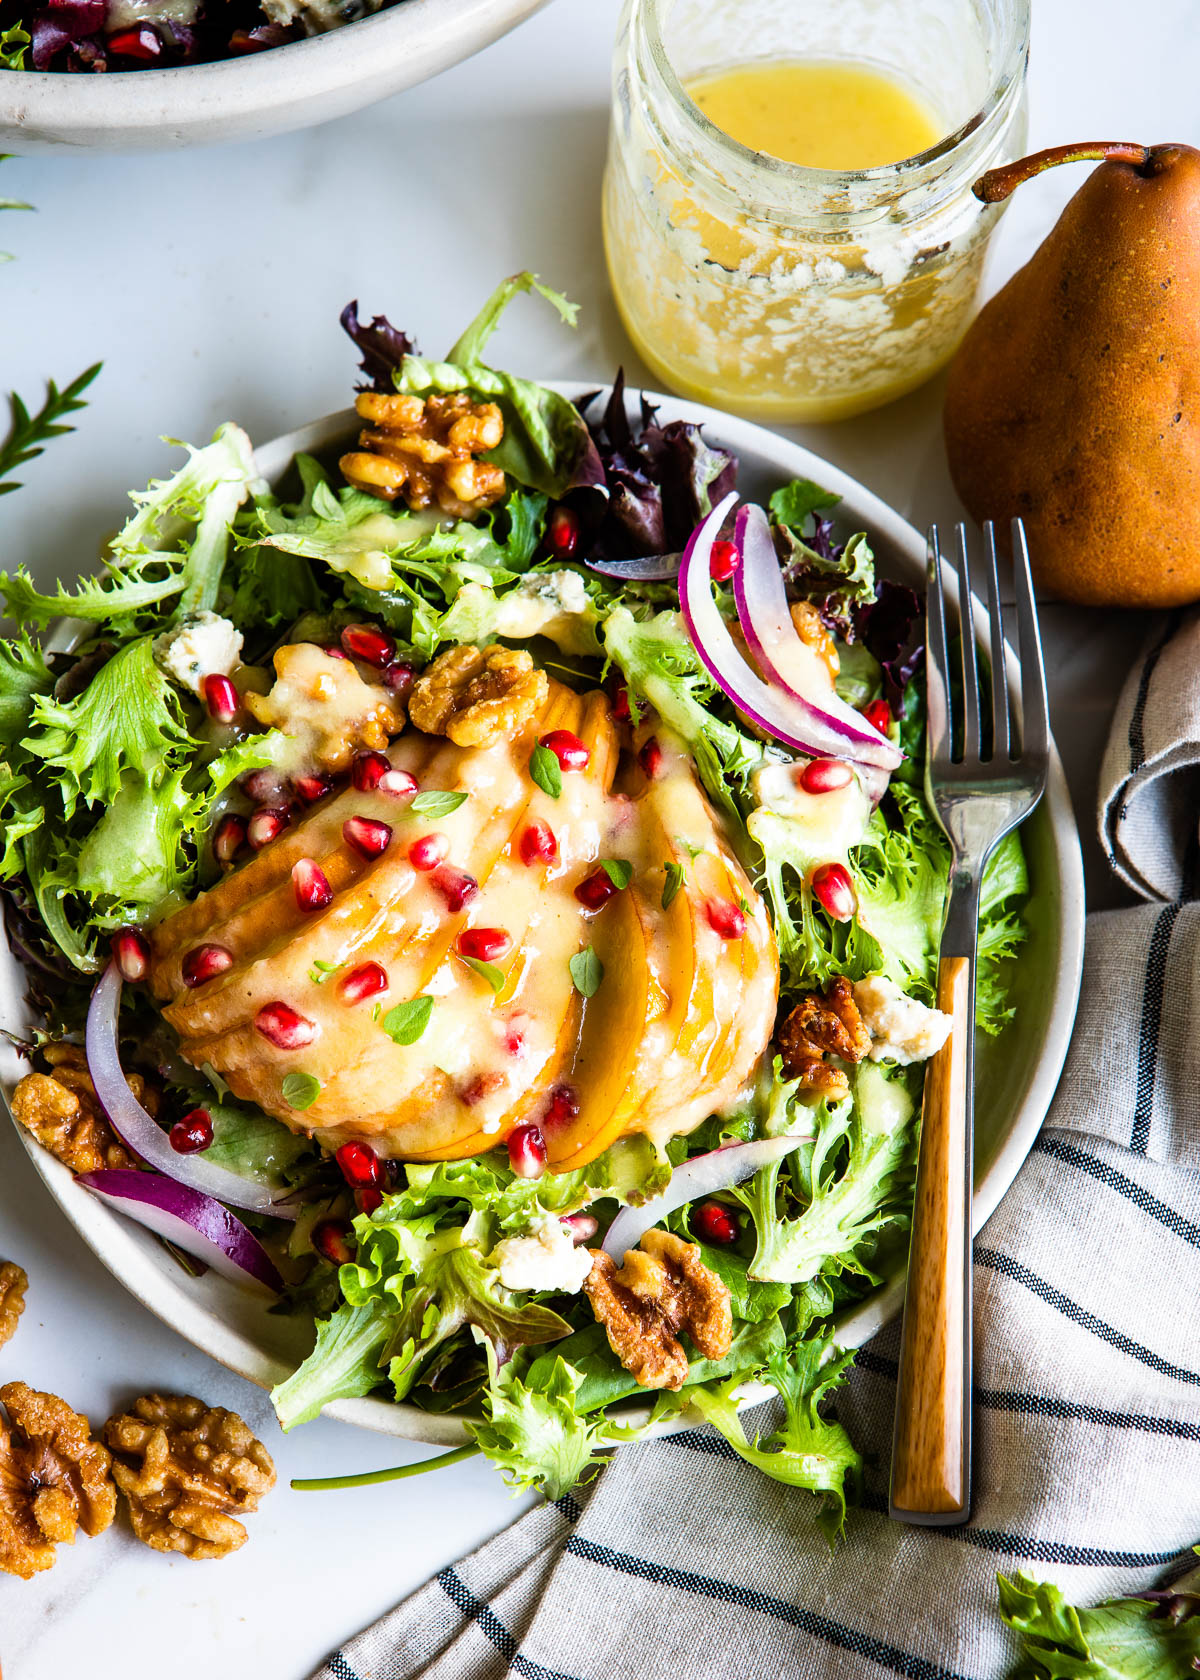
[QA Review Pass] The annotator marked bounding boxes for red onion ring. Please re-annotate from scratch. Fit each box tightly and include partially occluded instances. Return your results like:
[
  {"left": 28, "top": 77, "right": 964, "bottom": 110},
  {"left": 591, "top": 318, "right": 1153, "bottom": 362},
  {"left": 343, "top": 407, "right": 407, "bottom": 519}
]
[{"left": 78, "top": 1168, "right": 283, "bottom": 1293}]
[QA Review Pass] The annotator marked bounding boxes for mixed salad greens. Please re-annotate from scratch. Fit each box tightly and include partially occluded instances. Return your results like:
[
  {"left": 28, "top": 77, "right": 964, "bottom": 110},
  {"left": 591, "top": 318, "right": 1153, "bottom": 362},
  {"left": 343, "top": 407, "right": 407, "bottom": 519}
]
[{"left": 0, "top": 274, "right": 1028, "bottom": 1532}]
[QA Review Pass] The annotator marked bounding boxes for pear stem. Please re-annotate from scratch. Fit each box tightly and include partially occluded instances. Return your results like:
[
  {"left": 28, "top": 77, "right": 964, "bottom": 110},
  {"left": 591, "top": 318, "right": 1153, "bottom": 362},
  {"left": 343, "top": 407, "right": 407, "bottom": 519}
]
[{"left": 974, "top": 142, "right": 1150, "bottom": 204}]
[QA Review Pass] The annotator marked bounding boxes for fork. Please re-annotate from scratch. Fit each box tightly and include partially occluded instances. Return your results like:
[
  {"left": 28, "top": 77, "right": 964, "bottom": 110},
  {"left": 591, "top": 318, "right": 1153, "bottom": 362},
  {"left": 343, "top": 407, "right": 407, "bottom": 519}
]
[{"left": 888, "top": 518, "right": 1049, "bottom": 1526}]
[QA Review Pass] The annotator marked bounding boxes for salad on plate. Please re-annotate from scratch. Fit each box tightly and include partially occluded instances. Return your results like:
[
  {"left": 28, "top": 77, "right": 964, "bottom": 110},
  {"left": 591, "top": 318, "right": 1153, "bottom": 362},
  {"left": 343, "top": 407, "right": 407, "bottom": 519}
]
[{"left": 0, "top": 274, "right": 1027, "bottom": 1533}]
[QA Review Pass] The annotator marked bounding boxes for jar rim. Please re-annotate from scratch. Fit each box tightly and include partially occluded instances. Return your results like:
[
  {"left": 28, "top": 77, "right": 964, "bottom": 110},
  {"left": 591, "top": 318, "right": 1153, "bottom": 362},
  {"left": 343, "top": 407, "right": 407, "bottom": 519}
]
[{"left": 637, "top": 0, "right": 1031, "bottom": 192}]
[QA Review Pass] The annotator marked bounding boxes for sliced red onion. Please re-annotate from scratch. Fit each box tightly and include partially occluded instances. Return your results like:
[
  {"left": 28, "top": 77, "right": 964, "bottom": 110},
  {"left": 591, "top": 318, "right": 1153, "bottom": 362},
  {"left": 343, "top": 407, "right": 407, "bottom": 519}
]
[
  {"left": 86, "top": 963, "right": 298, "bottom": 1221},
  {"left": 77, "top": 1169, "right": 282, "bottom": 1293},
  {"left": 678, "top": 496, "right": 902, "bottom": 773},
  {"left": 601, "top": 1134, "right": 810, "bottom": 1261},
  {"left": 586, "top": 552, "right": 681, "bottom": 581}
]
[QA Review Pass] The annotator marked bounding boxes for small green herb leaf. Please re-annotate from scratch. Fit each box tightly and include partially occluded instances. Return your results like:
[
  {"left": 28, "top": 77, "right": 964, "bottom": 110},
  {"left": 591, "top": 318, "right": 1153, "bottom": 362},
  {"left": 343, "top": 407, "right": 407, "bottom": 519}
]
[
  {"left": 598, "top": 858, "right": 632, "bottom": 890},
  {"left": 309, "top": 958, "right": 343, "bottom": 985},
  {"left": 411, "top": 790, "right": 468, "bottom": 818},
  {"left": 459, "top": 955, "right": 506, "bottom": 994},
  {"left": 662, "top": 861, "right": 686, "bottom": 910},
  {"left": 569, "top": 948, "right": 604, "bottom": 998},
  {"left": 0, "top": 363, "right": 102, "bottom": 497},
  {"left": 282, "top": 1072, "right": 321, "bottom": 1111},
  {"left": 530, "top": 744, "right": 562, "bottom": 799},
  {"left": 382, "top": 995, "right": 434, "bottom": 1045}
]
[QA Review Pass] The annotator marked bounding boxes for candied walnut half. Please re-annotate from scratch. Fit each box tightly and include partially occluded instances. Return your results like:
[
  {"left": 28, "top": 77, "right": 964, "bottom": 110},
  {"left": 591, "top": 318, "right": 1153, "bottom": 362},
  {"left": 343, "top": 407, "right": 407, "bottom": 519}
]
[
  {"left": 0, "top": 1382, "right": 116, "bottom": 1579},
  {"left": 245, "top": 642, "right": 403, "bottom": 774},
  {"left": 409, "top": 643, "right": 549, "bottom": 748},
  {"left": 340, "top": 390, "right": 506, "bottom": 518},
  {"left": 0, "top": 1262, "right": 26, "bottom": 1351},
  {"left": 583, "top": 1229, "right": 732, "bottom": 1392},
  {"left": 105, "top": 1395, "right": 276, "bottom": 1561},
  {"left": 776, "top": 977, "right": 870, "bottom": 1100},
  {"left": 11, "top": 1045, "right": 140, "bottom": 1177}
]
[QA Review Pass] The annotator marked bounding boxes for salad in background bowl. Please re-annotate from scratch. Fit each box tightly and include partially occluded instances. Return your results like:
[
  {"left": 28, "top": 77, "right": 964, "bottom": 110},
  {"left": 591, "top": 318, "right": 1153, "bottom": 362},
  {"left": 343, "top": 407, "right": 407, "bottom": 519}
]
[{"left": 0, "top": 275, "right": 1082, "bottom": 1527}]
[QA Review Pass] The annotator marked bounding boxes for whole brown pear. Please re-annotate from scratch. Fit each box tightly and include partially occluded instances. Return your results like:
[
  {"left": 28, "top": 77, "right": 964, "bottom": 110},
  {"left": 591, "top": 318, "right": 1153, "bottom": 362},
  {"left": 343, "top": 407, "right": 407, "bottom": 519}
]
[{"left": 944, "top": 141, "right": 1200, "bottom": 607}]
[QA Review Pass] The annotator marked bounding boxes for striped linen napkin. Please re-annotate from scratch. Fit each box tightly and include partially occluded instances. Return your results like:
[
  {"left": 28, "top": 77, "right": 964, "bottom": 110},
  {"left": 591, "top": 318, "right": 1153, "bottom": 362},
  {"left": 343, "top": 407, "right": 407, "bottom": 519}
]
[{"left": 314, "top": 614, "right": 1200, "bottom": 1680}]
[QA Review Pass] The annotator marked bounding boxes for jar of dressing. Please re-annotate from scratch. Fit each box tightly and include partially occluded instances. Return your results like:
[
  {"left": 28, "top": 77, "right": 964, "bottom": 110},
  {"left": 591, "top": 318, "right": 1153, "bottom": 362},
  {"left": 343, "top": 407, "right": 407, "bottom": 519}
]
[{"left": 603, "top": 0, "right": 1030, "bottom": 423}]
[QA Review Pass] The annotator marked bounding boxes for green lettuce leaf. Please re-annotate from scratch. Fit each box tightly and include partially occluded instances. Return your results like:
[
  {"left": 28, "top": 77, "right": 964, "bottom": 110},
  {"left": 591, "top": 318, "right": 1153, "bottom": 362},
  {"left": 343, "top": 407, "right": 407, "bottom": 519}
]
[
  {"left": 998, "top": 1566, "right": 1200, "bottom": 1679},
  {"left": 468, "top": 1346, "right": 618, "bottom": 1500},
  {"left": 271, "top": 1299, "right": 392, "bottom": 1430}
]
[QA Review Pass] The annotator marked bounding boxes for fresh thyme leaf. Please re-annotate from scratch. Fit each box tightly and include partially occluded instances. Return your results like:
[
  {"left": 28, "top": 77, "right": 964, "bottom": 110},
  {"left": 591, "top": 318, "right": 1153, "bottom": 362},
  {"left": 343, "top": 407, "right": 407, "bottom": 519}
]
[
  {"left": 0, "top": 363, "right": 102, "bottom": 497},
  {"left": 598, "top": 858, "right": 632, "bottom": 890},
  {"left": 662, "top": 860, "right": 686, "bottom": 909},
  {"left": 459, "top": 955, "right": 505, "bottom": 994},
  {"left": 529, "top": 744, "right": 562, "bottom": 799},
  {"left": 410, "top": 790, "right": 468, "bottom": 818},
  {"left": 382, "top": 995, "right": 434, "bottom": 1045},
  {"left": 569, "top": 948, "right": 603, "bottom": 998},
  {"left": 282, "top": 1072, "right": 321, "bottom": 1111},
  {"left": 674, "top": 835, "right": 705, "bottom": 859},
  {"left": 309, "top": 959, "right": 343, "bottom": 985}
]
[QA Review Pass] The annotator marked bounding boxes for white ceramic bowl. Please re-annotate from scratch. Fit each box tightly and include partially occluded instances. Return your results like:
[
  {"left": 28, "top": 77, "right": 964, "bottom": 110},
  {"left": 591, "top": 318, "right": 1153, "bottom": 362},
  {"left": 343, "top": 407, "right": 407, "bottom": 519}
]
[
  {"left": 1, "top": 387, "right": 1085, "bottom": 1443},
  {"left": 0, "top": 0, "right": 551, "bottom": 155}
]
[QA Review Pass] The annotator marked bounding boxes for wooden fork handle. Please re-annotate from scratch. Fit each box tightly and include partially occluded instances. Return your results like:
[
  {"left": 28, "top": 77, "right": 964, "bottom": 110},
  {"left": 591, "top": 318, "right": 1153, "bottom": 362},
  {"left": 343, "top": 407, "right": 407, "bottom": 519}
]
[{"left": 889, "top": 953, "right": 974, "bottom": 1523}]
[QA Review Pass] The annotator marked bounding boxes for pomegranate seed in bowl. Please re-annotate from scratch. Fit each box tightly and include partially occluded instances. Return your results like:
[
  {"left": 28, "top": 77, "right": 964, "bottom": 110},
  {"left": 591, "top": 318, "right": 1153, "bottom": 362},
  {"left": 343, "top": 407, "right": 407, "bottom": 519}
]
[
  {"left": 181, "top": 943, "right": 234, "bottom": 988},
  {"left": 379, "top": 768, "right": 418, "bottom": 801},
  {"left": 432, "top": 866, "right": 478, "bottom": 913},
  {"left": 343, "top": 816, "right": 392, "bottom": 858},
  {"left": 357, "top": 1186, "right": 384, "bottom": 1216},
  {"left": 243, "top": 767, "right": 289, "bottom": 804},
  {"left": 336, "top": 1140, "right": 382, "bottom": 1188},
  {"left": 254, "top": 1001, "right": 316, "bottom": 1049},
  {"left": 540, "top": 729, "right": 590, "bottom": 772},
  {"left": 560, "top": 1211, "right": 598, "bottom": 1245},
  {"left": 351, "top": 750, "right": 391, "bottom": 791},
  {"left": 213, "top": 812, "right": 248, "bottom": 866},
  {"left": 312, "top": 1218, "right": 355, "bottom": 1265},
  {"left": 339, "top": 962, "right": 388, "bottom": 1005},
  {"left": 611, "top": 684, "right": 632, "bottom": 724},
  {"left": 638, "top": 737, "right": 664, "bottom": 779},
  {"left": 111, "top": 929, "right": 150, "bottom": 983},
  {"left": 409, "top": 832, "right": 449, "bottom": 872},
  {"left": 706, "top": 898, "right": 746, "bottom": 939},
  {"left": 575, "top": 869, "right": 617, "bottom": 911},
  {"left": 508, "top": 1124, "right": 547, "bottom": 1178},
  {"left": 294, "top": 773, "right": 332, "bottom": 805},
  {"left": 383, "top": 660, "right": 415, "bottom": 697},
  {"left": 709, "top": 539, "right": 739, "bottom": 582},
  {"left": 457, "top": 927, "right": 511, "bottom": 962},
  {"left": 341, "top": 624, "right": 395, "bottom": 667},
  {"left": 546, "top": 504, "right": 581, "bottom": 560},
  {"left": 248, "top": 806, "right": 290, "bottom": 850},
  {"left": 811, "top": 861, "right": 856, "bottom": 922},
  {"left": 692, "top": 1200, "right": 740, "bottom": 1245},
  {"left": 519, "top": 820, "right": 558, "bottom": 866},
  {"left": 202, "top": 673, "right": 239, "bottom": 724},
  {"left": 799, "top": 758, "right": 854, "bottom": 794},
  {"left": 292, "top": 858, "right": 333, "bottom": 913},
  {"left": 544, "top": 1083, "right": 580, "bottom": 1128},
  {"left": 862, "top": 698, "right": 892, "bottom": 735},
  {"left": 169, "top": 1108, "right": 214, "bottom": 1154}
]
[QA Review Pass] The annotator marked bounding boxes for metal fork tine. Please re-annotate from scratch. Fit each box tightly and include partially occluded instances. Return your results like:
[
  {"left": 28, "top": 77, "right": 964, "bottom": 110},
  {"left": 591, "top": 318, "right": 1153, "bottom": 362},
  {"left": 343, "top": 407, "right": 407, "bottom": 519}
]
[
  {"left": 954, "top": 524, "right": 981, "bottom": 763},
  {"left": 925, "top": 527, "right": 951, "bottom": 767},
  {"left": 982, "top": 522, "right": 1011, "bottom": 761},
  {"left": 1010, "top": 518, "right": 1048, "bottom": 762}
]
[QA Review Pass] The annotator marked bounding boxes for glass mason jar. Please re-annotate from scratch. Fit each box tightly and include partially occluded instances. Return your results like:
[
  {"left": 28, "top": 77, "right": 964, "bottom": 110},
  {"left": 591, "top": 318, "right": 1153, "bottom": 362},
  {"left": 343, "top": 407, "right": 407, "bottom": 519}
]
[{"left": 603, "top": 0, "right": 1030, "bottom": 423}]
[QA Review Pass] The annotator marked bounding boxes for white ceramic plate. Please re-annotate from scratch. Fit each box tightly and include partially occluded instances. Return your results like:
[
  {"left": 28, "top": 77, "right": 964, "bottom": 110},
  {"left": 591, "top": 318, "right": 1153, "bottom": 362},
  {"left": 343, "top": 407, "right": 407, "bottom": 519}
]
[
  {"left": 2, "top": 387, "right": 1085, "bottom": 1444},
  {"left": 0, "top": 0, "right": 551, "bottom": 155}
]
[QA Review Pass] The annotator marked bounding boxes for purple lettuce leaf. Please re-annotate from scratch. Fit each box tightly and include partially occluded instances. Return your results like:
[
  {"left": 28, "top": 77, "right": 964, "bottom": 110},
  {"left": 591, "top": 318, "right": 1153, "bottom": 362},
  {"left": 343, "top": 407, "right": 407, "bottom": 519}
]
[{"left": 339, "top": 302, "right": 418, "bottom": 394}]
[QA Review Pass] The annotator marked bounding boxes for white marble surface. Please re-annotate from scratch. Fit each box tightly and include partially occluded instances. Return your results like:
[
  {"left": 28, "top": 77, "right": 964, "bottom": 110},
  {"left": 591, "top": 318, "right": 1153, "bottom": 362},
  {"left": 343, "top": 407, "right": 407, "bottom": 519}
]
[{"left": 0, "top": 2, "right": 1196, "bottom": 1674}]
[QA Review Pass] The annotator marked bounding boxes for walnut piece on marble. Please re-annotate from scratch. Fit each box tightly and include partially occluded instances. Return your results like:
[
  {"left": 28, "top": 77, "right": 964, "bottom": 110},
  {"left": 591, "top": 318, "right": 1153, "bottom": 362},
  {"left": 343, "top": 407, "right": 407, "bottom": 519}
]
[
  {"left": 0, "top": 1382, "right": 116, "bottom": 1579},
  {"left": 583, "top": 1229, "right": 733, "bottom": 1392},
  {"left": 105, "top": 1394, "right": 276, "bottom": 1561},
  {"left": 408, "top": 643, "right": 548, "bottom": 748},
  {"left": 11, "top": 1045, "right": 140, "bottom": 1176},
  {"left": 0, "top": 1262, "right": 27, "bottom": 1351},
  {"left": 776, "top": 976, "right": 871, "bottom": 1100},
  {"left": 244, "top": 641, "right": 403, "bottom": 775},
  {"left": 340, "top": 390, "right": 506, "bottom": 518}
]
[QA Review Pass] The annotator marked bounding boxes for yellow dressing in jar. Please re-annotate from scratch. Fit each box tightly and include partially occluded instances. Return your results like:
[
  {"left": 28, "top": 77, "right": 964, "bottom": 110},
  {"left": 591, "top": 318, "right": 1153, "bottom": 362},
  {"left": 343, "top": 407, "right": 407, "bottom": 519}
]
[{"left": 604, "top": 0, "right": 1031, "bottom": 423}]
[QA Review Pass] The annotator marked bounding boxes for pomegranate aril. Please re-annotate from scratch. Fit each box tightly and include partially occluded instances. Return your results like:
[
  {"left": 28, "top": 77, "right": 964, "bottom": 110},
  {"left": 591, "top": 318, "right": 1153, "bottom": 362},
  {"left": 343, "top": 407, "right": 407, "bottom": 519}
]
[
  {"left": 519, "top": 820, "right": 558, "bottom": 867},
  {"left": 692, "top": 1200, "right": 740, "bottom": 1245},
  {"left": 248, "top": 806, "right": 290, "bottom": 850},
  {"left": 709, "top": 539, "right": 739, "bottom": 582},
  {"left": 294, "top": 773, "right": 332, "bottom": 804},
  {"left": 213, "top": 812, "right": 248, "bottom": 866},
  {"left": 356, "top": 1186, "right": 384, "bottom": 1216},
  {"left": 540, "top": 729, "right": 590, "bottom": 772},
  {"left": 432, "top": 866, "right": 478, "bottom": 913},
  {"left": 862, "top": 698, "right": 892, "bottom": 735},
  {"left": 706, "top": 898, "right": 746, "bottom": 939},
  {"left": 383, "top": 660, "right": 415, "bottom": 697},
  {"left": 508, "top": 1124, "right": 547, "bottom": 1179},
  {"left": 544, "top": 1082, "right": 580, "bottom": 1128},
  {"left": 201, "top": 673, "right": 239, "bottom": 724},
  {"left": 321, "top": 643, "right": 349, "bottom": 660},
  {"left": 811, "top": 861, "right": 856, "bottom": 923},
  {"left": 343, "top": 815, "right": 392, "bottom": 858},
  {"left": 546, "top": 504, "right": 581, "bottom": 560},
  {"left": 409, "top": 832, "right": 449, "bottom": 872},
  {"left": 379, "top": 768, "right": 418, "bottom": 801},
  {"left": 182, "top": 943, "right": 234, "bottom": 988},
  {"left": 560, "top": 1212, "right": 599, "bottom": 1245},
  {"left": 254, "top": 1001, "right": 316, "bottom": 1049},
  {"left": 575, "top": 869, "right": 617, "bottom": 911},
  {"left": 336, "top": 1140, "right": 382, "bottom": 1189},
  {"left": 111, "top": 929, "right": 150, "bottom": 983},
  {"left": 612, "top": 685, "right": 632, "bottom": 724},
  {"left": 243, "top": 767, "right": 289, "bottom": 804},
  {"left": 638, "top": 737, "right": 664, "bottom": 779},
  {"left": 292, "top": 857, "right": 333, "bottom": 913},
  {"left": 351, "top": 750, "right": 392, "bottom": 792},
  {"left": 458, "top": 926, "right": 511, "bottom": 962},
  {"left": 312, "top": 1217, "right": 355, "bottom": 1264},
  {"left": 339, "top": 962, "right": 388, "bottom": 1005},
  {"left": 108, "top": 23, "right": 160, "bottom": 57},
  {"left": 341, "top": 624, "right": 395, "bottom": 667},
  {"left": 799, "top": 757, "right": 854, "bottom": 795},
  {"left": 169, "top": 1107, "right": 214, "bottom": 1154}
]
